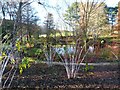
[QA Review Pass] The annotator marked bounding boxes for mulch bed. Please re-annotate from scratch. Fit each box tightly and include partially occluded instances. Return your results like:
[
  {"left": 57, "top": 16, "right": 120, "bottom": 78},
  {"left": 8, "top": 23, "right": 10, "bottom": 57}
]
[{"left": 2, "top": 63, "right": 120, "bottom": 89}]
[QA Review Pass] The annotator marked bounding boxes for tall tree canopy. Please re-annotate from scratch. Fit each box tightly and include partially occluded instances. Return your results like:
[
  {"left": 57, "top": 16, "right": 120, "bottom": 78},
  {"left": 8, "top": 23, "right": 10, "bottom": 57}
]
[{"left": 64, "top": 0, "right": 108, "bottom": 39}]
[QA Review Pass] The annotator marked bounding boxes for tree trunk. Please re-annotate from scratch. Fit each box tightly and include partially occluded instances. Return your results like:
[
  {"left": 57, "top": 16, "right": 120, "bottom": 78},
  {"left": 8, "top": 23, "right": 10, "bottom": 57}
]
[
  {"left": 0, "top": 70, "right": 2, "bottom": 89},
  {"left": 84, "top": 39, "right": 87, "bottom": 52}
]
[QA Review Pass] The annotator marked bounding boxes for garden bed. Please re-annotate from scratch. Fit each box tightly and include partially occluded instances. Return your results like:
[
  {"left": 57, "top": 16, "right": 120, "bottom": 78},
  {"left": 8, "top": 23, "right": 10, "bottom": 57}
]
[{"left": 3, "top": 62, "right": 120, "bottom": 89}]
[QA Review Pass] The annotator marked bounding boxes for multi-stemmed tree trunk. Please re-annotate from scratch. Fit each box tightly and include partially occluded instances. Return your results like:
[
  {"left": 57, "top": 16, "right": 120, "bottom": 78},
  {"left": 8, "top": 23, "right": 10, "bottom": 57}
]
[
  {"left": 0, "top": 1, "right": 36, "bottom": 88},
  {"left": 0, "top": 1, "right": 22, "bottom": 88},
  {"left": 42, "top": 13, "right": 55, "bottom": 66},
  {"left": 54, "top": 0, "right": 107, "bottom": 79},
  {"left": 56, "top": 36, "right": 90, "bottom": 79}
]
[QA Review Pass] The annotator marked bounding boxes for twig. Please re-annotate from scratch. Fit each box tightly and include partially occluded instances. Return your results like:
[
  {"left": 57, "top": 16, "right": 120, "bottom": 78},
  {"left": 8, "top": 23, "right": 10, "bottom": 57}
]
[
  {"left": 8, "top": 68, "right": 17, "bottom": 88},
  {"left": 3, "top": 66, "right": 14, "bottom": 88}
]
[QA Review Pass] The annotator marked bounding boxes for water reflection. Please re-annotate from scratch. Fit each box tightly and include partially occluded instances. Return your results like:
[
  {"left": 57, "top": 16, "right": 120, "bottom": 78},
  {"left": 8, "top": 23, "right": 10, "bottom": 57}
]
[{"left": 54, "top": 46, "right": 75, "bottom": 55}]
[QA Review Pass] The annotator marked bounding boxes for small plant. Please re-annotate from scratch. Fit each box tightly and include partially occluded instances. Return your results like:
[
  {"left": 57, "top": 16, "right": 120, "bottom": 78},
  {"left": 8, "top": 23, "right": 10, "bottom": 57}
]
[
  {"left": 19, "top": 57, "right": 32, "bottom": 74},
  {"left": 0, "top": 52, "right": 6, "bottom": 60},
  {"left": 83, "top": 62, "right": 94, "bottom": 72},
  {"left": 35, "top": 49, "right": 43, "bottom": 57}
]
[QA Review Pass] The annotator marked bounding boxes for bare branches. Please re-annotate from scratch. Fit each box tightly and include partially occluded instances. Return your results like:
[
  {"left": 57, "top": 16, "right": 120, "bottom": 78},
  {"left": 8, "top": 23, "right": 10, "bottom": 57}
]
[
  {"left": 51, "top": 0, "right": 107, "bottom": 79},
  {"left": 0, "top": 1, "right": 36, "bottom": 88}
]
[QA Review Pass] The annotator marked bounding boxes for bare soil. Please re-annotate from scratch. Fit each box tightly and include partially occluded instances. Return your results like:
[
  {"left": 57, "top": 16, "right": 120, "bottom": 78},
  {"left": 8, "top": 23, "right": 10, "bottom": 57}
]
[{"left": 3, "top": 62, "right": 120, "bottom": 89}]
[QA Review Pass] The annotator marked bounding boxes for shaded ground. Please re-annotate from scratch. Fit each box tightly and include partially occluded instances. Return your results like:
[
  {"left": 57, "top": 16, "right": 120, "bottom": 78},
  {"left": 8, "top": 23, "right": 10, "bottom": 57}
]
[{"left": 3, "top": 62, "right": 120, "bottom": 89}]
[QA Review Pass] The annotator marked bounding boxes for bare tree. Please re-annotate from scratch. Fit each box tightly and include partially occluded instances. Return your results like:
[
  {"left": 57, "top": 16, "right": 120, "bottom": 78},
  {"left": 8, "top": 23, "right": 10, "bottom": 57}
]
[
  {"left": 53, "top": 0, "right": 107, "bottom": 79},
  {"left": 43, "top": 13, "right": 55, "bottom": 66},
  {"left": 22, "top": 4, "right": 39, "bottom": 41},
  {"left": 64, "top": 0, "right": 107, "bottom": 49},
  {"left": 0, "top": 0, "right": 36, "bottom": 88}
]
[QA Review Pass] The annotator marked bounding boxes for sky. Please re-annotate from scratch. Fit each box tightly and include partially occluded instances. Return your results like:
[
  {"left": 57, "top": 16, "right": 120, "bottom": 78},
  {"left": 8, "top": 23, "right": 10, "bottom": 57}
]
[
  {"left": 1, "top": 0, "right": 119, "bottom": 27},
  {"left": 105, "top": 0, "right": 120, "bottom": 7},
  {"left": 31, "top": 0, "right": 120, "bottom": 26}
]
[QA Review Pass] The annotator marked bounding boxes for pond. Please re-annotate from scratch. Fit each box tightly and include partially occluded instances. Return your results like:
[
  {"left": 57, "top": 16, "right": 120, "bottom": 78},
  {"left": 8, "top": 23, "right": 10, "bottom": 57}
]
[
  {"left": 53, "top": 45, "right": 94, "bottom": 55},
  {"left": 54, "top": 46, "right": 75, "bottom": 55}
]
